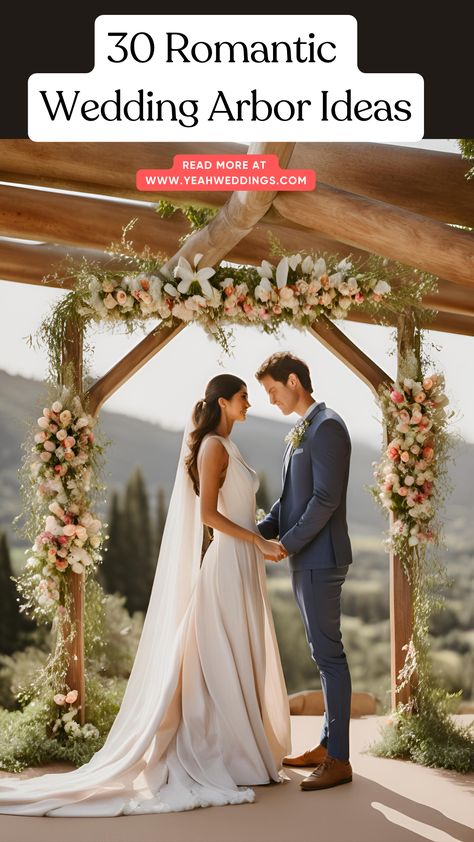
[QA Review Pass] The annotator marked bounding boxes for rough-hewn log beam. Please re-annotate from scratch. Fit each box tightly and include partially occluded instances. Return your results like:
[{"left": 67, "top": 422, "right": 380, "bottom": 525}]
[
  {"left": 274, "top": 185, "right": 474, "bottom": 288},
  {"left": 0, "top": 140, "right": 244, "bottom": 205},
  {"left": 0, "top": 184, "right": 189, "bottom": 253},
  {"left": 0, "top": 239, "right": 127, "bottom": 288},
  {"left": 308, "top": 317, "right": 392, "bottom": 395},
  {"left": 1, "top": 141, "right": 472, "bottom": 227},
  {"left": 289, "top": 143, "right": 474, "bottom": 227}
]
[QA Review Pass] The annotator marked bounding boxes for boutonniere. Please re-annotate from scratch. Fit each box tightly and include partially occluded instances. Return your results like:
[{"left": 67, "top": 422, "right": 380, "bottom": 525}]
[{"left": 285, "top": 418, "right": 309, "bottom": 449}]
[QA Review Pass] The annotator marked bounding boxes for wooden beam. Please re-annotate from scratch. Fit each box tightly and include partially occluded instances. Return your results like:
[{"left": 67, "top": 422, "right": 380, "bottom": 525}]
[
  {"left": 308, "top": 316, "right": 392, "bottom": 396},
  {"left": 390, "top": 312, "right": 417, "bottom": 709},
  {"left": 161, "top": 142, "right": 295, "bottom": 272},
  {"left": 274, "top": 185, "right": 474, "bottom": 288},
  {"left": 2, "top": 141, "right": 472, "bottom": 228},
  {"left": 0, "top": 140, "right": 244, "bottom": 205},
  {"left": 289, "top": 143, "right": 474, "bottom": 227},
  {"left": 0, "top": 239, "right": 127, "bottom": 288},
  {"left": 0, "top": 184, "right": 189, "bottom": 253},
  {"left": 86, "top": 320, "right": 185, "bottom": 416},
  {"left": 60, "top": 318, "right": 86, "bottom": 726}
]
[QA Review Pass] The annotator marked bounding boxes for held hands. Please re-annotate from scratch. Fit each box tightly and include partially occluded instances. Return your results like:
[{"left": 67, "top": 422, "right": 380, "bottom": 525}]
[{"left": 254, "top": 535, "right": 288, "bottom": 563}]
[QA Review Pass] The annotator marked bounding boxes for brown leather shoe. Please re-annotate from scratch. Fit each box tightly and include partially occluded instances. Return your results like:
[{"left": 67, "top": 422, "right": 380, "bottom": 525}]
[
  {"left": 300, "top": 756, "right": 352, "bottom": 790},
  {"left": 282, "top": 744, "right": 327, "bottom": 767}
]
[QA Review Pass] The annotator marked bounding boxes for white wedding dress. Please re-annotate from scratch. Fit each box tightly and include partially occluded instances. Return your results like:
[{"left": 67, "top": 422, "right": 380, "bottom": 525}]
[{"left": 0, "top": 433, "right": 291, "bottom": 816}]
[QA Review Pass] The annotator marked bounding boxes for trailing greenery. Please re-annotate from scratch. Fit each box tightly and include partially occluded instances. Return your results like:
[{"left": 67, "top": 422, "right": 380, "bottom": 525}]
[
  {"left": 155, "top": 198, "right": 219, "bottom": 240},
  {"left": 457, "top": 139, "right": 474, "bottom": 181}
]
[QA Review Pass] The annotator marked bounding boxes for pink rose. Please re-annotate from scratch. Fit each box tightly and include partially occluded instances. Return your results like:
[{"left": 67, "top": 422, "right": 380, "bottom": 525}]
[
  {"left": 354, "top": 292, "right": 364, "bottom": 303},
  {"left": 224, "top": 285, "right": 234, "bottom": 297},
  {"left": 59, "top": 410, "right": 72, "bottom": 426},
  {"left": 399, "top": 410, "right": 410, "bottom": 423},
  {"left": 56, "top": 429, "right": 67, "bottom": 441},
  {"left": 410, "top": 411, "right": 423, "bottom": 425},
  {"left": 64, "top": 436, "right": 76, "bottom": 448},
  {"left": 398, "top": 486, "right": 408, "bottom": 496},
  {"left": 243, "top": 302, "right": 254, "bottom": 314},
  {"left": 58, "top": 535, "right": 69, "bottom": 545},
  {"left": 88, "top": 432, "right": 94, "bottom": 443},
  {"left": 384, "top": 481, "right": 393, "bottom": 492},
  {"left": 404, "top": 476, "right": 415, "bottom": 486},
  {"left": 49, "top": 423, "right": 58, "bottom": 433},
  {"left": 43, "top": 440, "right": 56, "bottom": 453},
  {"left": 400, "top": 451, "right": 410, "bottom": 463},
  {"left": 54, "top": 693, "right": 66, "bottom": 705},
  {"left": 410, "top": 445, "right": 421, "bottom": 455},
  {"left": 387, "top": 446, "right": 399, "bottom": 461},
  {"left": 37, "top": 416, "right": 50, "bottom": 430},
  {"left": 40, "top": 451, "right": 52, "bottom": 462},
  {"left": 422, "top": 446, "right": 434, "bottom": 462},
  {"left": 51, "top": 401, "right": 63, "bottom": 414},
  {"left": 390, "top": 390, "right": 404, "bottom": 404},
  {"left": 63, "top": 450, "right": 75, "bottom": 461},
  {"left": 34, "top": 431, "right": 47, "bottom": 443},
  {"left": 423, "top": 480, "right": 433, "bottom": 494}
]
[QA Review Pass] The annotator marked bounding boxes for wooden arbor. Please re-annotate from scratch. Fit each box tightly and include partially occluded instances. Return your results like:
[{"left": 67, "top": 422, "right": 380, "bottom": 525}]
[{"left": 1, "top": 140, "right": 473, "bottom": 721}]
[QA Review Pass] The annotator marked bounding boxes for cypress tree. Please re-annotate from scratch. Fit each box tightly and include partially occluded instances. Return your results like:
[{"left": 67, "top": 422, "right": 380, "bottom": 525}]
[
  {"left": 100, "top": 491, "right": 128, "bottom": 599},
  {"left": 0, "top": 531, "right": 29, "bottom": 654},
  {"left": 122, "top": 468, "right": 153, "bottom": 614},
  {"left": 153, "top": 487, "right": 168, "bottom": 562}
]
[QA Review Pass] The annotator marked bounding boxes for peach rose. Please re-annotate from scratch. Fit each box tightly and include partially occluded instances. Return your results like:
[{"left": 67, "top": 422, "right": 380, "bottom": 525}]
[
  {"left": 65, "top": 689, "right": 78, "bottom": 704},
  {"left": 422, "top": 446, "right": 434, "bottom": 462},
  {"left": 51, "top": 401, "right": 63, "bottom": 413},
  {"left": 56, "top": 429, "right": 67, "bottom": 441},
  {"left": 397, "top": 486, "right": 408, "bottom": 496},
  {"left": 115, "top": 289, "right": 127, "bottom": 306},
  {"left": 55, "top": 559, "right": 68, "bottom": 571},
  {"left": 104, "top": 293, "right": 118, "bottom": 309},
  {"left": 422, "top": 377, "right": 434, "bottom": 391},
  {"left": 63, "top": 449, "right": 75, "bottom": 461},
  {"left": 64, "top": 436, "right": 76, "bottom": 449},
  {"left": 59, "top": 410, "right": 72, "bottom": 426},
  {"left": 37, "top": 416, "right": 50, "bottom": 430},
  {"left": 414, "top": 391, "right": 426, "bottom": 404},
  {"left": 40, "top": 451, "right": 52, "bottom": 462},
  {"left": 387, "top": 446, "right": 399, "bottom": 460},
  {"left": 34, "top": 432, "right": 48, "bottom": 444},
  {"left": 43, "top": 440, "right": 56, "bottom": 453},
  {"left": 400, "top": 451, "right": 410, "bottom": 463}
]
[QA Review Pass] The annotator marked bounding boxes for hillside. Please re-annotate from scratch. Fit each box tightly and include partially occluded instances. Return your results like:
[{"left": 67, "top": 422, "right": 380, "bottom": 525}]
[{"left": 1, "top": 369, "right": 473, "bottom": 549}]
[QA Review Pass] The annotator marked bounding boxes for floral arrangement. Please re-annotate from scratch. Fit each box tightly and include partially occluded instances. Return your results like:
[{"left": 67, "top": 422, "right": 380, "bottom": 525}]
[
  {"left": 77, "top": 252, "right": 392, "bottom": 335},
  {"left": 372, "top": 373, "right": 450, "bottom": 562},
  {"left": 52, "top": 689, "right": 99, "bottom": 741},
  {"left": 15, "top": 390, "right": 104, "bottom": 623},
  {"left": 285, "top": 418, "right": 310, "bottom": 450}
]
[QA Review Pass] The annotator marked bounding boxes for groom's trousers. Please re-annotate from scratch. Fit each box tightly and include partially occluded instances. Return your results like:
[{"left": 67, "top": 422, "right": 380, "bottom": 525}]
[{"left": 291, "top": 566, "right": 351, "bottom": 761}]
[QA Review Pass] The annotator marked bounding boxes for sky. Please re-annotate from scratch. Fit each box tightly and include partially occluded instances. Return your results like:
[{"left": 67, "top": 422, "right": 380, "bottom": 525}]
[{"left": 1, "top": 138, "right": 472, "bottom": 447}]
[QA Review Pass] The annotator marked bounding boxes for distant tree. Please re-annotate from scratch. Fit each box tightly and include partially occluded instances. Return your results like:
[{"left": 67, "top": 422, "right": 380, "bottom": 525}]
[
  {"left": 153, "top": 487, "right": 168, "bottom": 562},
  {"left": 122, "top": 468, "right": 154, "bottom": 614},
  {"left": 256, "top": 472, "right": 272, "bottom": 513},
  {"left": 0, "top": 531, "right": 33, "bottom": 655},
  {"left": 100, "top": 491, "right": 128, "bottom": 600}
]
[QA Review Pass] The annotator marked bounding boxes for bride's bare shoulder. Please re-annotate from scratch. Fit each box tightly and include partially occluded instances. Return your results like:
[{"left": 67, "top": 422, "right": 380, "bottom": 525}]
[{"left": 198, "top": 435, "right": 229, "bottom": 463}]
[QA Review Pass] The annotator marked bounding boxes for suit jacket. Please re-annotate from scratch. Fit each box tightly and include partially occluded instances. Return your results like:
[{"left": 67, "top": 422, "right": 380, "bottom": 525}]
[{"left": 258, "top": 402, "right": 353, "bottom": 571}]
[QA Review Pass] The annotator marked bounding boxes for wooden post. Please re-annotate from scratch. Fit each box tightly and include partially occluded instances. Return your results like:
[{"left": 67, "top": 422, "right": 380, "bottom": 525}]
[
  {"left": 390, "top": 311, "right": 418, "bottom": 710},
  {"left": 60, "top": 317, "right": 86, "bottom": 725}
]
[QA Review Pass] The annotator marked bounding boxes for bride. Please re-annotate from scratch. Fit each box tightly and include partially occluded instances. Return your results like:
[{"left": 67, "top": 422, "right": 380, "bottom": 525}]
[{"left": 0, "top": 374, "right": 291, "bottom": 816}]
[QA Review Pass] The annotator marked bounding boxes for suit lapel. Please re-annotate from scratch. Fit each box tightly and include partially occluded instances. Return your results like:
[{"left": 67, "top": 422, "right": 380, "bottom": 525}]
[{"left": 281, "top": 402, "right": 326, "bottom": 492}]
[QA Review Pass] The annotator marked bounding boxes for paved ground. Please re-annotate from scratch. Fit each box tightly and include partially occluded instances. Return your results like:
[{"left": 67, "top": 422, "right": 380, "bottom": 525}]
[{"left": 0, "top": 715, "right": 472, "bottom": 842}]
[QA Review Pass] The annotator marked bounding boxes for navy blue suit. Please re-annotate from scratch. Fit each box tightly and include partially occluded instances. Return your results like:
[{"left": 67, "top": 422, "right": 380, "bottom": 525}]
[{"left": 259, "top": 402, "right": 352, "bottom": 760}]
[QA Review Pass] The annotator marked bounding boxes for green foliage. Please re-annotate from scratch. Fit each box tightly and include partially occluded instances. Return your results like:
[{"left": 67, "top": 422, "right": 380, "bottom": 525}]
[
  {"left": 371, "top": 694, "right": 474, "bottom": 773},
  {"left": 155, "top": 199, "right": 218, "bottom": 241},
  {"left": 256, "top": 472, "right": 271, "bottom": 512},
  {"left": 457, "top": 139, "right": 474, "bottom": 180},
  {"left": 0, "top": 531, "right": 35, "bottom": 655}
]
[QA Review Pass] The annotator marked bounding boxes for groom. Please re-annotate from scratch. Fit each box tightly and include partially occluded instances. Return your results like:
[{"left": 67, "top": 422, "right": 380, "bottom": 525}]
[{"left": 256, "top": 352, "right": 353, "bottom": 791}]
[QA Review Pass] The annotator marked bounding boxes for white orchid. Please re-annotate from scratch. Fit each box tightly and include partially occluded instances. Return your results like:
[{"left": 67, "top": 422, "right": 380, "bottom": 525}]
[
  {"left": 254, "top": 277, "right": 273, "bottom": 302},
  {"left": 256, "top": 260, "right": 274, "bottom": 280},
  {"left": 173, "top": 254, "right": 215, "bottom": 299},
  {"left": 288, "top": 253, "right": 302, "bottom": 271},
  {"left": 337, "top": 257, "right": 353, "bottom": 274},
  {"left": 301, "top": 255, "right": 314, "bottom": 274},
  {"left": 275, "top": 257, "right": 289, "bottom": 289},
  {"left": 312, "top": 257, "right": 327, "bottom": 279}
]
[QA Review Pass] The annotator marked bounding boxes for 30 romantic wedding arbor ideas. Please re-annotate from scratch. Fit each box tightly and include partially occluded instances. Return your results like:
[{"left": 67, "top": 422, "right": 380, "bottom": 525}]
[{"left": 0, "top": 140, "right": 473, "bottom": 772}]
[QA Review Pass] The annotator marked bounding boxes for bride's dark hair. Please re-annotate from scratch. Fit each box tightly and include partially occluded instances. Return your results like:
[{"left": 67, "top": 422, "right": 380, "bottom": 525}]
[{"left": 185, "top": 374, "right": 246, "bottom": 495}]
